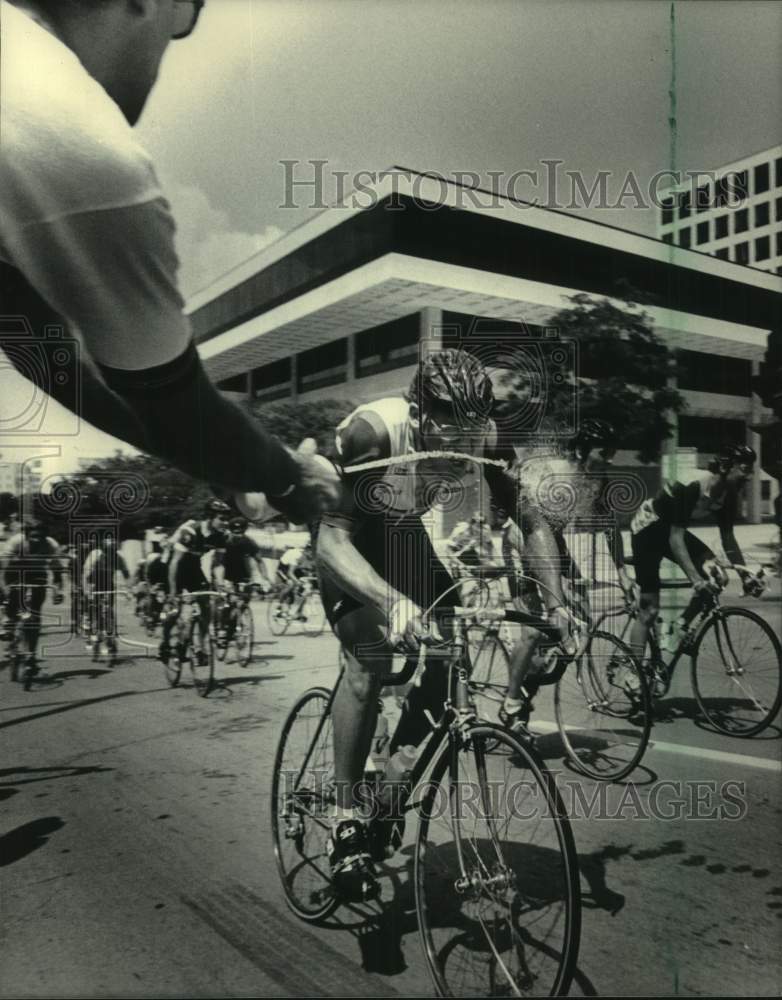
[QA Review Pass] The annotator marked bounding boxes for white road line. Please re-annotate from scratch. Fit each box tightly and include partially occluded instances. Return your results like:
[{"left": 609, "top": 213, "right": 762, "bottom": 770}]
[{"left": 529, "top": 719, "right": 782, "bottom": 772}]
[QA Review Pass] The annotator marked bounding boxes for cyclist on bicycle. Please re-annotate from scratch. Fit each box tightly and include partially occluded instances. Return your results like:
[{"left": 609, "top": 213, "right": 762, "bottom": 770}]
[
  {"left": 316, "top": 348, "right": 574, "bottom": 901},
  {"left": 1, "top": 517, "right": 64, "bottom": 675},
  {"left": 212, "top": 516, "right": 270, "bottom": 643},
  {"left": 82, "top": 536, "right": 130, "bottom": 654},
  {"left": 274, "top": 541, "right": 315, "bottom": 618},
  {"left": 501, "top": 418, "right": 632, "bottom": 732},
  {"left": 446, "top": 512, "right": 495, "bottom": 572},
  {"left": 628, "top": 442, "right": 759, "bottom": 661},
  {"left": 158, "top": 500, "right": 229, "bottom": 665}
]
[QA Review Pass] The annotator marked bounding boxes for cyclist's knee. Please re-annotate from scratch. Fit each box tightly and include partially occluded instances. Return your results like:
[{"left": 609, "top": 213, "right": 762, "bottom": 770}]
[{"left": 636, "top": 594, "right": 659, "bottom": 626}]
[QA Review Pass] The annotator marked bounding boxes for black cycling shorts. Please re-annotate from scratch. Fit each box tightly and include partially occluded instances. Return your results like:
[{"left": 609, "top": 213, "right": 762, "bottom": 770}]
[
  {"left": 319, "top": 515, "right": 456, "bottom": 629},
  {"left": 631, "top": 524, "right": 712, "bottom": 594}
]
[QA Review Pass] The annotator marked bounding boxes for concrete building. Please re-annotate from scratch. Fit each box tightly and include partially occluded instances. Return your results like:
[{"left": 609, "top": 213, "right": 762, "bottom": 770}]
[
  {"left": 0, "top": 453, "right": 43, "bottom": 495},
  {"left": 657, "top": 144, "right": 782, "bottom": 275},
  {"left": 188, "top": 169, "right": 780, "bottom": 527}
]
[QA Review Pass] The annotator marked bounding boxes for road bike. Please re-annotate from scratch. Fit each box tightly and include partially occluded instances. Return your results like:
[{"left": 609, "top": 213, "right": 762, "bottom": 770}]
[
  {"left": 212, "top": 582, "right": 257, "bottom": 667},
  {"left": 2, "top": 583, "right": 58, "bottom": 690},
  {"left": 271, "top": 593, "right": 581, "bottom": 997},
  {"left": 593, "top": 564, "right": 781, "bottom": 737},
  {"left": 162, "top": 590, "right": 219, "bottom": 697},
  {"left": 267, "top": 574, "right": 326, "bottom": 637},
  {"left": 467, "top": 572, "right": 652, "bottom": 782},
  {"left": 84, "top": 589, "right": 130, "bottom": 666}
]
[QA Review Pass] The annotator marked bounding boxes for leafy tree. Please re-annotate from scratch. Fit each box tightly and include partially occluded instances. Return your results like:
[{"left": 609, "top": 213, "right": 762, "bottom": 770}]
[
  {"left": 245, "top": 398, "right": 355, "bottom": 459},
  {"left": 494, "top": 292, "right": 685, "bottom": 462}
]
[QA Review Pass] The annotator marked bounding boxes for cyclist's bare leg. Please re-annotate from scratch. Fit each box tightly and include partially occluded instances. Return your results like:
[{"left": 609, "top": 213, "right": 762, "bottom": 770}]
[
  {"left": 23, "top": 586, "right": 46, "bottom": 657},
  {"left": 332, "top": 606, "right": 389, "bottom": 812},
  {"left": 629, "top": 590, "right": 658, "bottom": 661},
  {"left": 506, "top": 627, "right": 543, "bottom": 702}
]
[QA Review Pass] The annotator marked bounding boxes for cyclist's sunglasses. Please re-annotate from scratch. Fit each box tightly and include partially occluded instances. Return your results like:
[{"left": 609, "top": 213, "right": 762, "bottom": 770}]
[{"left": 172, "top": 0, "right": 204, "bottom": 40}]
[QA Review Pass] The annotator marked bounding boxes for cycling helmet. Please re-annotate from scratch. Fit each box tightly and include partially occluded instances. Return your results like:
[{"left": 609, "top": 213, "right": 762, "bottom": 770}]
[
  {"left": 717, "top": 443, "right": 756, "bottom": 468},
  {"left": 408, "top": 349, "right": 494, "bottom": 424},
  {"left": 228, "top": 516, "right": 248, "bottom": 533},
  {"left": 204, "top": 498, "right": 231, "bottom": 518}
]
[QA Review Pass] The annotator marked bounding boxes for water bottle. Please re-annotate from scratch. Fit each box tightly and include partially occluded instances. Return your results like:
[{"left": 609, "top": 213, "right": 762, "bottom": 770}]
[{"left": 377, "top": 745, "right": 417, "bottom": 812}]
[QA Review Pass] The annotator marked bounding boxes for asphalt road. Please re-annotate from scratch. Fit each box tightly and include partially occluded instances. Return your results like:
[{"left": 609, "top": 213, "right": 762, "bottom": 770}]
[{"left": 2, "top": 590, "right": 781, "bottom": 998}]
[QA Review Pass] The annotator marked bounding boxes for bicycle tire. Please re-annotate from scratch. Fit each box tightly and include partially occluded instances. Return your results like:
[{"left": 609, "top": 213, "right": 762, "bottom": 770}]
[
  {"left": 190, "top": 618, "right": 215, "bottom": 698},
  {"left": 555, "top": 631, "right": 651, "bottom": 781},
  {"left": 691, "top": 606, "right": 782, "bottom": 737},
  {"left": 415, "top": 723, "right": 580, "bottom": 997},
  {"left": 467, "top": 628, "right": 509, "bottom": 723},
  {"left": 165, "top": 617, "right": 184, "bottom": 688},
  {"left": 271, "top": 686, "right": 338, "bottom": 922},
  {"left": 235, "top": 605, "right": 254, "bottom": 667},
  {"left": 267, "top": 598, "right": 290, "bottom": 637},
  {"left": 301, "top": 590, "right": 326, "bottom": 637}
]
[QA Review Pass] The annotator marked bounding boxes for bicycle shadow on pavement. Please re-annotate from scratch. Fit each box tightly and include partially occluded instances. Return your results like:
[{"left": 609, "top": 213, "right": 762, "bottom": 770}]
[
  {"left": 211, "top": 672, "right": 286, "bottom": 695},
  {"left": 0, "top": 687, "right": 170, "bottom": 731},
  {"left": 0, "top": 764, "right": 113, "bottom": 788},
  {"left": 0, "top": 816, "right": 65, "bottom": 867}
]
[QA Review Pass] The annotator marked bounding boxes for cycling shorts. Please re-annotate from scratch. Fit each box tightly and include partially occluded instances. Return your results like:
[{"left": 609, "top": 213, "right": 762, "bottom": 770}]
[
  {"left": 631, "top": 524, "right": 712, "bottom": 593},
  {"left": 319, "top": 515, "right": 455, "bottom": 629}
]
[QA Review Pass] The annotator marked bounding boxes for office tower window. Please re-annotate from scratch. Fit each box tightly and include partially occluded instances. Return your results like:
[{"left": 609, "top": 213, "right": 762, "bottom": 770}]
[
  {"left": 678, "top": 350, "right": 752, "bottom": 396},
  {"left": 775, "top": 157, "right": 782, "bottom": 188},
  {"left": 662, "top": 232, "right": 673, "bottom": 244},
  {"left": 695, "top": 184, "right": 711, "bottom": 212},
  {"left": 679, "top": 416, "right": 746, "bottom": 452},
  {"left": 217, "top": 373, "right": 246, "bottom": 393},
  {"left": 734, "top": 242, "right": 749, "bottom": 265},
  {"left": 754, "top": 161, "right": 770, "bottom": 194},
  {"left": 251, "top": 357, "right": 292, "bottom": 401},
  {"left": 734, "top": 208, "right": 749, "bottom": 234},
  {"left": 678, "top": 227, "right": 691, "bottom": 248},
  {"left": 755, "top": 235, "right": 770, "bottom": 261},
  {"left": 355, "top": 314, "right": 420, "bottom": 377},
  {"left": 661, "top": 196, "right": 674, "bottom": 226},
  {"left": 715, "top": 247, "right": 730, "bottom": 260},
  {"left": 678, "top": 189, "right": 691, "bottom": 219},
  {"left": 696, "top": 221, "right": 710, "bottom": 244},
  {"left": 298, "top": 338, "right": 348, "bottom": 393},
  {"left": 730, "top": 169, "right": 749, "bottom": 203},
  {"left": 777, "top": 196, "right": 782, "bottom": 222},
  {"left": 755, "top": 202, "right": 770, "bottom": 227},
  {"left": 715, "top": 215, "right": 729, "bottom": 239},
  {"left": 777, "top": 231, "right": 782, "bottom": 256}
]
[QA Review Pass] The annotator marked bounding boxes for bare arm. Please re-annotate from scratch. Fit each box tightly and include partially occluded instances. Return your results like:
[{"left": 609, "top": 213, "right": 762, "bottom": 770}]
[{"left": 317, "top": 521, "right": 407, "bottom": 618}]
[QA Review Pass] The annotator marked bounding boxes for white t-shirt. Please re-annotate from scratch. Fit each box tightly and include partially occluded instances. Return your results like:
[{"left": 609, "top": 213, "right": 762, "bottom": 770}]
[{"left": 0, "top": 1, "right": 190, "bottom": 370}]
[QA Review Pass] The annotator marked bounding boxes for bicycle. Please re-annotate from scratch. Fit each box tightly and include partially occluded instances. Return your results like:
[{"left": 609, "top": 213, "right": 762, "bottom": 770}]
[
  {"left": 267, "top": 574, "right": 326, "bottom": 637},
  {"left": 2, "top": 583, "right": 58, "bottom": 690},
  {"left": 162, "top": 590, "right": 218, "bottom": 697},
  {"left": 212, "top": 582, "right": 257, "bottom": 667},
  {"left": 140, "top": 585, "right": 167, "bottom": 637},
  {"left": 593, "top": 563, "right": 782, "bottom": 737},
  {"left": 84, "top": 589, "right": 130, "bottom": 665},
  {"left": 466, "top": 572, "right": 652, "bottom": 782},
  {"left": 271, "top": 593, "right": 581, "bottom": 997}
]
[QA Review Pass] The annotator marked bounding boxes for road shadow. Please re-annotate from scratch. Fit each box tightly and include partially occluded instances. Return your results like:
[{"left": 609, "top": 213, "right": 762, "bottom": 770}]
[
  {"left": 0, "top": 817, "right": 65, "bottom": 867},
  {"left": 44, "top": 667, "right": 113, "bottom": 682},
  {"left": 0, "top": 764, "right": 113, "bottom": 788},
  {"left": 0, "top": 688, "right": 170, "bottom": 731},
  {"left": 213, "top": 673, "right": 286, "bottom": 693}
]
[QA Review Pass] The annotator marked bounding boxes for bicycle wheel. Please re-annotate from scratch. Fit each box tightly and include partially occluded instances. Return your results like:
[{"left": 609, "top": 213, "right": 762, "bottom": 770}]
[
  {"left": 415, "top": 724, "right": 580, "bottom": 997},
  {"left": 691, "top": 607, "right": 782, "bottom": 737},
  {"left": 467, "top": 627, "right": 509, "bottom": 724},
  {"left": 300, "top": 590, "right": 326, "bottom": 637},
  {"left": 555, "top": 631, "right": 651, "bottom": 781},
  {"left": 271, "top": 686, "right": 338, "bottom": 922},
  {"left": 267, "top": 598, "right": 290, "bottom": 637},
  {"left": 165, "top": 618, "right": 184, "bottom": 688},
  {"left": 190, "top": 620, "right": 215, "bottom": 698},
  {"left": 235, "top": 605, "right": 254, "bottom": 667}
]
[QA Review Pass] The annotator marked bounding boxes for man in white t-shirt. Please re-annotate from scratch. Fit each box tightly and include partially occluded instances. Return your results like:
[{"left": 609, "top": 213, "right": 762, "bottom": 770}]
[{"left": 0, "top": 0, "right": 339, "bottom": 524}]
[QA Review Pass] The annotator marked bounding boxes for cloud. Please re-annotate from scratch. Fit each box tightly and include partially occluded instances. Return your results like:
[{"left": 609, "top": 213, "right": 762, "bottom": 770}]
[{"left": 164, "top": 182, "right": 284, "bottom": 299}]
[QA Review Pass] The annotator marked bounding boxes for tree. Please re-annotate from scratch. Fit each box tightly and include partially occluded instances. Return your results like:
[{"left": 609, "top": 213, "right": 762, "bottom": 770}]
[
  {"left": 244, "top": 398, "right": 355, "bottom": 459},
  {"left": 495, "top": 292, "right": 685, "bottom": 462}
]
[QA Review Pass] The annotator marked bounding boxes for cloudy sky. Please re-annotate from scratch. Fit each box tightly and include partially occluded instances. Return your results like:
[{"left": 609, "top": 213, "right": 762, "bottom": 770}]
[
  {"left": 6, "top": 0, "right": 780, "bottom": 476},
  {"left": 137, "top": 0, "right": 781, "bottom": 298}
]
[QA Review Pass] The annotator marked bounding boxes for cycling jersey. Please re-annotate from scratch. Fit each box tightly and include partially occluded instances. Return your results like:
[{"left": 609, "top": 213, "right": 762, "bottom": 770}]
[
  {"left": 221, "top": 535, "right": 262, "bottom": 584},
  {"left": 1, "top": 533, "right": 62, "bottom": 581},
  {"left": 321, "top": 396, "right": 516, "bottom": 624},
  {"left": 168, "top": 520, "right": 227, "bottom": 557},
  {"left": 82, "top": 549, "right": 130, "bottom": 590},
  {"left": 630, "top": 471, "right": 716, "bottom": 535}
]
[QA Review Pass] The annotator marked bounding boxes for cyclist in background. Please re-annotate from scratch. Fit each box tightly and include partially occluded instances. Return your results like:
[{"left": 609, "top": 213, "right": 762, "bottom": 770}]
[
  {"left": 1, "top": 517, "right": 64, "bottom": 677},
  {"left": 82, "top": 536, "right": 131, "bottom": 655},
  {"left": 628, "top": 442, "right": 760, "bottom": 662},
  {"left": 213, "top": 516, "right": 270, "bottom": 643},
  {"left": 446, "top": 512, "right": 495, "bottom": 574},
  {"left": 502, "top": 419, "right": 632, "bottom": 735},
  {"left": 275, "top": 541, "right": 316, "bottom": 618}
]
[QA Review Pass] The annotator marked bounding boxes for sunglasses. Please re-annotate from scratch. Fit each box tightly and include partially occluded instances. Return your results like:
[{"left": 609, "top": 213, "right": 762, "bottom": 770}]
[{"left": 172, "top": 0, "right": 204, "bottom": 41}]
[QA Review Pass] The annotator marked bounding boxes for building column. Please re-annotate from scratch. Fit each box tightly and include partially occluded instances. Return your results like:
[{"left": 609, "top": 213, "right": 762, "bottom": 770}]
[
  {"left": 661, "top": 370, "right": 679, "bottom": 486},
  {"left": 419, "top": 306, "right": 443, "bottom": 352},
  {"left": 346, "top": 333, "right": 356, "bottom": 384},
  {"left": 747, "top": 361, "right": 763, "bottom": 524}
]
